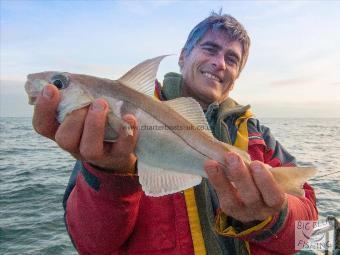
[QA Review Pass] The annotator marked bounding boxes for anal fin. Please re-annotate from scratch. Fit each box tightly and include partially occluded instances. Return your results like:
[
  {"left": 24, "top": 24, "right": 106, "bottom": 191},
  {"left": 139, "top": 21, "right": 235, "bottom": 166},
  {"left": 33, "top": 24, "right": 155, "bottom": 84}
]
[{"left": 138, "top": 161, "right": 202, "bottom": 197}]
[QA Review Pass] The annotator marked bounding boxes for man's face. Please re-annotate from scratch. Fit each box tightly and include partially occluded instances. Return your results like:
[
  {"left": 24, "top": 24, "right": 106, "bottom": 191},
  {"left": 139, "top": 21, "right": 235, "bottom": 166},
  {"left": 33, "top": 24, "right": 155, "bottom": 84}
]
[{"left": 179, "top": 30, "right": 243, "bottom": 109}]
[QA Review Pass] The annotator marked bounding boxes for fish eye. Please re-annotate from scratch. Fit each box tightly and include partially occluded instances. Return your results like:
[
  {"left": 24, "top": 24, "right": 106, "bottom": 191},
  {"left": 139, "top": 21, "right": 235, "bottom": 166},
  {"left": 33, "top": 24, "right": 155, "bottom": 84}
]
[{"left": 50, "top": 73, "right": 69, "bottom": 90}]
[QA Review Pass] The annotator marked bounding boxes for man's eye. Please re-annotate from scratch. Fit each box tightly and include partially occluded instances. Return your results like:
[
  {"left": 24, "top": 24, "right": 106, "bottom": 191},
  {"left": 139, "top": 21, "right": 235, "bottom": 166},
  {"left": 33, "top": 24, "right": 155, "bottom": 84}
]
[
  {"left": 202, "top": 47, "right": 217, "bottom": 54},
  {"left": 226, "top": 56, "right": 238, "bottom": 66}
]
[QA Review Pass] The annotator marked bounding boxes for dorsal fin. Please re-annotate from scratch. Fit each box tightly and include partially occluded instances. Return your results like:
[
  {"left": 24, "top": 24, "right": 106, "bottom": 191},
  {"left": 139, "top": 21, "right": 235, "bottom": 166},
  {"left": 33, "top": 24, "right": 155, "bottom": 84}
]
[
  {"left": 164, "top": 97, "right": 215, "bottom": 138},
  {"left": 118, "top": 55, "right": 169, "bottom": 97}
]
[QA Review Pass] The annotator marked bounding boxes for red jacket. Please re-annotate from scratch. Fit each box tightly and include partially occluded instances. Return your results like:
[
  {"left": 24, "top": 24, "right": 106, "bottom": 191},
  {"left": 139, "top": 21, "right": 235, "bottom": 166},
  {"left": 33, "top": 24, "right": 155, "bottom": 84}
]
[
  {"left": 64, "top": 81, "right": 317, "bottom": 254},
  {"left": 64, "top": 142, "right": 317, "bottom": 255}
]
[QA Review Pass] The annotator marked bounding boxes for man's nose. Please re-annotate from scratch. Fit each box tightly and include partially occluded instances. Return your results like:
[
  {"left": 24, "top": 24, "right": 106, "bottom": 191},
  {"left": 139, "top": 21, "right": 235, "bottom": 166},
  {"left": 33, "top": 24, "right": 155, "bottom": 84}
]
[{"left": 211, "top": 53, "right": 226, "bottom": 70}]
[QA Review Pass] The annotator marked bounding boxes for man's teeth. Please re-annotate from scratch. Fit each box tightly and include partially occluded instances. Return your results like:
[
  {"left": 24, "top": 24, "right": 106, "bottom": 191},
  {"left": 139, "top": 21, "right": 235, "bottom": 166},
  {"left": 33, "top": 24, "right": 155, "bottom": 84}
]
[{"left": 203, "top": 72, "right": 220, "bottom": 81}]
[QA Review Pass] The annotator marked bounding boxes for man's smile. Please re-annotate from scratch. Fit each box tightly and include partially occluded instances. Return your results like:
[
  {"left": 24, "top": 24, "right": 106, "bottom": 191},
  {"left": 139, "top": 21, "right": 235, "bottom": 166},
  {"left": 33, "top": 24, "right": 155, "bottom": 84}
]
[{"left": 201, "top": 71, "right": 222, "bottom": 82}]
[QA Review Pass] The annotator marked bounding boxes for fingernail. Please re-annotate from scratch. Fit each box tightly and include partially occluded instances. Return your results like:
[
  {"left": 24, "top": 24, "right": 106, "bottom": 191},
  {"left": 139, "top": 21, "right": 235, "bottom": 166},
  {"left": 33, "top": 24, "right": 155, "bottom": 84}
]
[
  {"left": 225, "top": 153, "right": 239, "bottom": 168},
  {"left": 43, "top": 86, "right": 53, "bottom": 100},
  {"left": 251, "top": 162, "right": 262, "bottom": 173},
  {"left": 206, "top": 166, "right": 218, "bottom": 175},
  {"left": 123, "top": 115, "right": 135, "bottom": 125},
  {"left": 91, "top": 99, "right": 106, "bottom": 112}
]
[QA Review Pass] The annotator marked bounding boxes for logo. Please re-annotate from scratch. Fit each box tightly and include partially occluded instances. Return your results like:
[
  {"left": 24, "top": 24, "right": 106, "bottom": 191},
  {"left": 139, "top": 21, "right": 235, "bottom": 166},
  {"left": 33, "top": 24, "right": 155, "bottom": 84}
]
[{"left": 295, "top": 219, "right": 335, "bottom": 252}]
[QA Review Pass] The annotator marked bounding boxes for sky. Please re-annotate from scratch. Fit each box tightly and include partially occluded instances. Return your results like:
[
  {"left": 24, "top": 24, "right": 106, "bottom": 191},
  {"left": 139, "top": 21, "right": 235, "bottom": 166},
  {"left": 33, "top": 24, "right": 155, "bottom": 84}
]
[{"left": 1, "top": 0, "right": 340, "bottom": 118}]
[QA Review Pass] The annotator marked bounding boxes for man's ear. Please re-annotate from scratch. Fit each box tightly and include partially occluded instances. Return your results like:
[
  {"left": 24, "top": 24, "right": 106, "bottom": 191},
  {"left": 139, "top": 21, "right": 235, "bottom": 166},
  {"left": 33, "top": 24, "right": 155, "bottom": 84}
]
[{"left": 178, "top": 48, "right": 185, "bottom": 70}]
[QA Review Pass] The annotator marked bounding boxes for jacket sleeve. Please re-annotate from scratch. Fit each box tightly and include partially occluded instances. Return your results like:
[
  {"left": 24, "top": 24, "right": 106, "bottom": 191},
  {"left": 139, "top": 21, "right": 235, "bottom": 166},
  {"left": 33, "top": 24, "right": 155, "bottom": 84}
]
[
  {"left": 64, "top": 161, "right": 143, "bottom": 254},
  {"left": 215, "top": 118, "right": 318, "bottom": 254},
  {"left": 246, "top": 119, "right": 318, "bottom": 254}
]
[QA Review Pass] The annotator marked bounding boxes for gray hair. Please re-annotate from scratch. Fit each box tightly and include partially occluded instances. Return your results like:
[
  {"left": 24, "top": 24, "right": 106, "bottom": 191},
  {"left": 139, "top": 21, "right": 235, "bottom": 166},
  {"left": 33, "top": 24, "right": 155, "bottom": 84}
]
[{"left": 182, "top": 12, "right": 251, "bottom": 75}]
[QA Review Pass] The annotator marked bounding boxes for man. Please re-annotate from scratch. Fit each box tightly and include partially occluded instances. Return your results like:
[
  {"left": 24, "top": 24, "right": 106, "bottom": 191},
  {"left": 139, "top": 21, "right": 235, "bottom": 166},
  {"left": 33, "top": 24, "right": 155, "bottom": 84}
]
[{"left": 33, "top": 13, "right": 317, "bottom": 254}]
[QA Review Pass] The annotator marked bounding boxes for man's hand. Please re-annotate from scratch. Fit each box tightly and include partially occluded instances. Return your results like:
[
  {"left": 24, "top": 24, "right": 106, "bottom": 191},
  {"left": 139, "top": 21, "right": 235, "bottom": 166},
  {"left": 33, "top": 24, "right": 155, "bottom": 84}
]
[
  {"left": 204, "top": 152, "right": 287, "bottom": 223},
  {"left": 33, "top": 84, "right": 138, "bottom": 173}
]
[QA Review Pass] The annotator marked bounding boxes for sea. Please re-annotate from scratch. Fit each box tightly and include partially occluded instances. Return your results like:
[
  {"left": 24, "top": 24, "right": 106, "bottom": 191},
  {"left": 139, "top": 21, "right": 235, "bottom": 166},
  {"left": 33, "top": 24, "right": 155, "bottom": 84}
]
[{"left": 0, "top": 117, "right": 339, "bottom": 255}]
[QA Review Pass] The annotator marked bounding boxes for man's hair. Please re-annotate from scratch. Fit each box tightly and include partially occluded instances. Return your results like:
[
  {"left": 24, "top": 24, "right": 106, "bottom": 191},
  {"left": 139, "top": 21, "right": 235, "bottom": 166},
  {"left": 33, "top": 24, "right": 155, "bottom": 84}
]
[{"left": 182, "top": 12, "right": 251, "bottom": 75}]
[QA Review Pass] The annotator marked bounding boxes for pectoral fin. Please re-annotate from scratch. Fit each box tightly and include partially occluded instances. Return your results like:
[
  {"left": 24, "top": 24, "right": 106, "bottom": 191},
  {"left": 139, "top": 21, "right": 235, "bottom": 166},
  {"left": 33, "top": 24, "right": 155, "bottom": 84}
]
[
  {"left": 164, "top": 97, "right": 215, "bottom": 138},
  {"left": 104, "top": 113, "right": 133, "bottom": 141},
  {"left": 164, "top": 97, "right": 252, "bottom": 163}
]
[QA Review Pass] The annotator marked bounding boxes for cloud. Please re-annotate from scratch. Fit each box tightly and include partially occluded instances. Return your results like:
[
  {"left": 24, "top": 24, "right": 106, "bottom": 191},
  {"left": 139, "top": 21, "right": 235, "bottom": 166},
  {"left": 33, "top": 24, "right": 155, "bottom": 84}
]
[
  {"left": 269, "top": 76, "right": 315, "bottom": 87},
  {"left": 250, "top": 101, "right": 340, "bottom": 118}
]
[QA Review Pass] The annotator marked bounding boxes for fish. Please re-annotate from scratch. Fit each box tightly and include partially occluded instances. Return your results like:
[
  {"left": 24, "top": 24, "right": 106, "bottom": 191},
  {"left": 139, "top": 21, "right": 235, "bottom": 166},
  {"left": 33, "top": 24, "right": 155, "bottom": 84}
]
[{"left": 25, "top": 55, "right": 317, "bottom": 197}]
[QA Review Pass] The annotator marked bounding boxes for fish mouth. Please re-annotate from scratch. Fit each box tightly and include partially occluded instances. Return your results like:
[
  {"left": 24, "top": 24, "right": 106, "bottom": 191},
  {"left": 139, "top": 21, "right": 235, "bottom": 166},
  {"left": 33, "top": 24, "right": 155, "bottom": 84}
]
[
  {"left": 28, "top": 95, "right": 38, "bottom": 105},
  {"left": 25, "top": 80, "right": 41, "bottom": 105}
]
